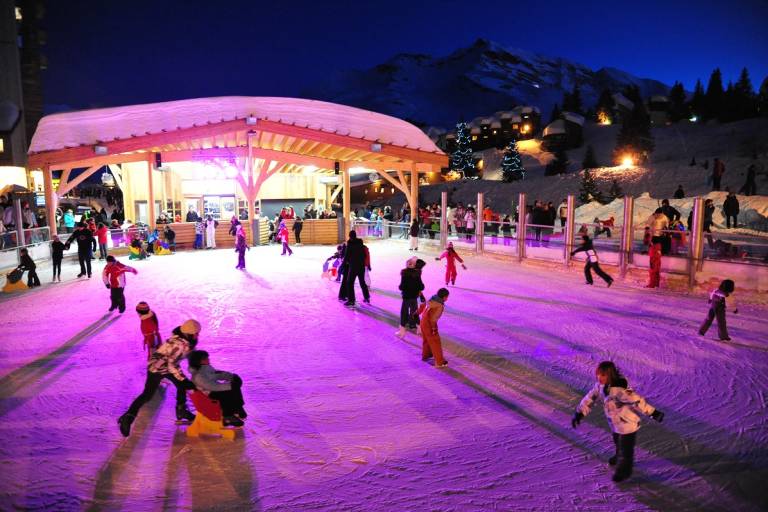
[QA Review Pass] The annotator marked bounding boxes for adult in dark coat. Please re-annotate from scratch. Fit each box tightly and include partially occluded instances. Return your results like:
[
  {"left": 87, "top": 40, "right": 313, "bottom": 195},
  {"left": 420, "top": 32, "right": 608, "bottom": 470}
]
[
  {"left": 65, "top": 221, "right": 95, "bottom": 277},
  {"left": 659, "top": 199, "right": 680, "bottom": 254},
  {"left": 292, "top": 216, "right": 304, "bottom": 244},
  {"left": 739, "top": 164, "right": 757, "bottom": 196},
  {"left": 723, "top": 191, "right": 739, "bottom": 229},
  {"left": 341, "top": 230, "right": 370, "bottom": 306},
  {"left": 673, "top": 185, "right": 685, "bottom": 199}
]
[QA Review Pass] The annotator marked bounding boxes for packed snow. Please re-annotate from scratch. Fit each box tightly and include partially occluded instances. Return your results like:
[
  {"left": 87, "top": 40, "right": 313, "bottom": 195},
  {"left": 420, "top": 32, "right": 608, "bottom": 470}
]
[{"left": 0, "top": 243, "right": 766, "bottom": 511}]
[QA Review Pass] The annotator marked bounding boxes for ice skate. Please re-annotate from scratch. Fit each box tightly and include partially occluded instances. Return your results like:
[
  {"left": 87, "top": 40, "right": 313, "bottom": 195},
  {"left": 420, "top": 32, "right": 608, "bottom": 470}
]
[
  {"left": 223, "top": 416, "right": 244, "bottom": 428},
  {"left": 175, "top": 406, "right": 196, "bottom": 423},
  {"left": 395, "top": 326, "right": 406, "bottom": 338},
  {"left": 236, "top": 407, "right": 248, "bottom": 419},
  {"left": 608, "top": 455, "right": 618, "bottom": 466},
  {"left": 436, "top": 361, "right": 449, "bottom": 368},
  {"left": 612, "top": 464, "right": 632, "bottom": 482},
  {"left": 344, "top": 301, "right": 356, "bottom": 308},
  {"left": 117, "top": 413, "right": 135, "bottom": 437}
]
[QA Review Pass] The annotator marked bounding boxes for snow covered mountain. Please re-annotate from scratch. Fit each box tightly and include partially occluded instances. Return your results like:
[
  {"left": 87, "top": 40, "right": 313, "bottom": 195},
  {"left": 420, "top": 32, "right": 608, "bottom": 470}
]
[{"left": 305, "top": 38, "right": 671, "bottom": 128}]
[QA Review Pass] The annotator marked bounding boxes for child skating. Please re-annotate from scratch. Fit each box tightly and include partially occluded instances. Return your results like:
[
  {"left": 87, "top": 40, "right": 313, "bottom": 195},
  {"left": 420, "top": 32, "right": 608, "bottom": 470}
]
[
  {"left": 646, "top": 242, "right": 661, "bottom": 288},
  {"left": 420, "top": 288, "right": 450, "bottom": 368},
  {"left": 570, "top": 235, "right": 613, "bottom": 287},
  {"left": 435, "top": 242, "right": 467, "bottom": 286},
  {"left": 396, "top": 257, "right": 426, "bottom": 338},
  {"left": 136, "top": 301, "right": 161, "bottom": 361},
  {"left": 102, "top": 255, "right": 138, "bottom": 313},
  {"left": 699, "top": 279, "right": 737, "bottom": 341},
  {"left": 571, "top": 361, "right": 664, "bottom": 482},
  {"left": 17, "top": 248, "right": 40, "bottom": 288},
  {"left": 279, "top": 221, "right": 293, "bottom": 256},
  {"left": 235, "top": 224, "right": 249, "bottom": 269},
  {"left": 51, "top": 235, "right": 65, "bottom": 282},
  {"left": 188, "top": 350, "right": 247, "bottom": 427}
]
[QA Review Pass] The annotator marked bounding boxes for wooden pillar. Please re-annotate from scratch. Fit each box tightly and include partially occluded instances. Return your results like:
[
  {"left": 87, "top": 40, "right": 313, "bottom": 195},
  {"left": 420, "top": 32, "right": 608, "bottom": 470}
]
[
  {"left": 564, "top": 195, "right": 576, "bottom": 267},
  {"left": 619, "top": 195, "right": 634, "bottom": 277},
  {"left": 688, "top": 197, "right": 705, "bottom": 290},
  {"left": 42, "top": 165, "right": 57, "bottom": 237},
  {"left": 409, "top": 167, "right": 418, "bottom": 219},
  {"left": 342, "top": 161, "right": 351, "bottom": 237},
  {"left": 439, "top": 191, "right": 448, "bottom": 249},
  {"left": 516, "top": 192, "right": 527, "bottom": 261},
  {"left": 246, "top": 132, "right": 256, "bottom": 223},
  {"left": 147, "top": 156, "right": 155, "bottom": 229},
  {"left": 475, "top": 192, "right": 484, "bottom": 254}
]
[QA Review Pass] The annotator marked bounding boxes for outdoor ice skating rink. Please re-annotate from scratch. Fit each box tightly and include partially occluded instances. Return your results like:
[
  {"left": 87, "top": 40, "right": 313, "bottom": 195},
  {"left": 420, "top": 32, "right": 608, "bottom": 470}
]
[{"left": 0, "top": 242, "right": 766, "bottom": 511}]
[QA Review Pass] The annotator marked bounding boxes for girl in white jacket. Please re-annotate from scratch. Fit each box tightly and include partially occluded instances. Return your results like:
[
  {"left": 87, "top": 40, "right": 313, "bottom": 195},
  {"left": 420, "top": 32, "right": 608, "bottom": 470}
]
[{"left": 571, "top": 361, "right": 664, "bottom": 482}]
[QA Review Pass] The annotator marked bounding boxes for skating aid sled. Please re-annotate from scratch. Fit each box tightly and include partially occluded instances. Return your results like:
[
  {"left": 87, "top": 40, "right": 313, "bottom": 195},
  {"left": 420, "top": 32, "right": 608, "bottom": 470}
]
[{"left": 184, "top": 390, "right": 238, "bottom": 440}]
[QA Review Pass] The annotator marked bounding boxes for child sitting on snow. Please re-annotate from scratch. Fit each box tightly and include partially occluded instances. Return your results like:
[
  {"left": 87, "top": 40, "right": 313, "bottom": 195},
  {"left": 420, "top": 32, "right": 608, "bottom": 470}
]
[
  {"left": 698, "top": 279, "right": 737, "bottom": 341},
  {"left": 571, "top": 361, "right": 664, "bottom": 482},
  {"left": 187, "top": 350, "right": 247, "bottom": 427}
]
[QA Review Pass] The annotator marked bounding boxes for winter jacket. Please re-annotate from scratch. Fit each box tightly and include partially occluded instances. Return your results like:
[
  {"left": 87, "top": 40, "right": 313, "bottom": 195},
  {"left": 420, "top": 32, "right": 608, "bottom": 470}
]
[
  {"left": 102, "top": 261, "right": 137, "bottom": 288},
  {"left": 661, "top": 205, "right": 681, "bottom": 222},
  {"left": 164, "top": 228, "right": 176, "bottom": 242},
  {"left": 139, "top": 310, "right": 160, "bottom": 336},
  {"left": 708, "top": 289, "right": 736, "bottom": 312},
  {"left": 186, "top": 211, "right": 200, "bottom": 222},
  {"left": 409, "top": 223, "right": 420, "bottom": 237},
  {"left": 438, "top": 248, "right": 464, "bottom": 269},
  {"left": 191, "top": 364, "right": 234, "bottom": 393},
  {"left": 723, "top": 195, "right": 739, "bottom": 215},
  {"left": 66, "top": 227, "right": 95, "bottom": 252},
  {"left": 577, "top": 379, "right": 657, "bottom": 434},
  {"left": 399, "top": 268, "right": 425, "bottom": 299},
  {"left": 18, "top": 254, "right": 36, "bottom": 271},
  {"left": 194, "top": 221, "right": 204, "bottom": 235},
  {"left": 571, "top": 239, "right": 599, "bottom": 263},
  {"left": 293, "top": 220, "right": 303, "bottom": 234},
  {"left": 51, "top": 240, "right": 65, "bottom": 260},
  {"left": 421, "top": 295, "right": 445, "bottom": 335},
  {"left": 96, "top": 226, "right": 108, "bottom": 244},
  {"left": 63, "top": 212, "right": 75, "bottom": 228},
  {"left": 147, "top": 328, "right": 196, "bottom": 380},
  {"left": 704, "top": 204, "right": 715, "bottom": 229},
  {"left": 343, "top": 238, "right": 366, "bottom": 268},
  {"left": 278, "top": 226, "right": 290, "bottom": 243}
]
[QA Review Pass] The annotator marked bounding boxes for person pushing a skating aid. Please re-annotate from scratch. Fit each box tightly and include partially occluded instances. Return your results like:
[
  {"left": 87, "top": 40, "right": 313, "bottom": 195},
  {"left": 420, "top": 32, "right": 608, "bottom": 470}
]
[
  {"left": 571, "top": 361, "right": 664, "bottom": 482},
  {"left": 571, "top": 234, "right": 613, "bottom": 287},
  {"left": 435, "top": 242, "right": 467, "bottom": 286},
  {"left": 699, "top": 279, "right": 737, "bottom": 341},
  {"left": 118, "top": 319, "right": 201, "bottom": 437}
]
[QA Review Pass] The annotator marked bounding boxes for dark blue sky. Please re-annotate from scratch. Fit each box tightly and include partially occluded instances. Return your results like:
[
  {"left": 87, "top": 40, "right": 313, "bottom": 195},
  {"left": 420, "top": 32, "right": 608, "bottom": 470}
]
[{"left": 43, "top": 0, "right": 768, "bottom": 112}]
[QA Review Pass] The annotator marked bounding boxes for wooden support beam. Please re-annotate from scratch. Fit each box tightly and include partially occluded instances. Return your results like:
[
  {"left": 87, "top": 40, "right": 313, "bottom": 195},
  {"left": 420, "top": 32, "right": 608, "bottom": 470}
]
[
  {"left": 46, "top": 151, "right": 151, "bottom": 171},
  {"left": 59, "top": 168, "right": 72, "bottom": 190},
  {"left": 147, "top": 156, "right": 155, "bottom": 229},
  {"left": 43, "top": 165, "right": 57, "bottom": 237},
  {"left": 342, "top": 162, "right": 351, "bottom": 238},
  {"left": 57, "top": 165, "right": 100, "bottom": 196},
  {"left": 410, "top": 167, "right": 418, "bottom": 218},
  {"left": 329, "top": 184, "right": 343, "bottom": 204},
  {"left": 107, "top": 164, "right": 125, "bottom": 191}
]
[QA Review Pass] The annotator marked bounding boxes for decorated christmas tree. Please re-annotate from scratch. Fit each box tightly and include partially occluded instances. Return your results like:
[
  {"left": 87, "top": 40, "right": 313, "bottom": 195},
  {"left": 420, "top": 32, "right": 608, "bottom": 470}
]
[
  {"left": 450, "top": 122, "right": 476, "bottom": 178},
  {"left": 501, "top": 140, "right": 525, "bottom": 182}
]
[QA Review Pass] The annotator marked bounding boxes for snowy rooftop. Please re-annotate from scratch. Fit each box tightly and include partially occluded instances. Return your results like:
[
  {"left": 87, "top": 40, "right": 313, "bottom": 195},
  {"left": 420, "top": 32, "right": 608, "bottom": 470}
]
[
  {"left": 562, "top": 111, "right": 585, "bottom": 126},
  {"left": 543, "top": 119, "right": 567, "bottom": 137},
  {"left": 29, "top": 96, "right": 443, "bottom": 154},
  {"left": 613, "top": 93, "right": 634, "bottom": 110}
]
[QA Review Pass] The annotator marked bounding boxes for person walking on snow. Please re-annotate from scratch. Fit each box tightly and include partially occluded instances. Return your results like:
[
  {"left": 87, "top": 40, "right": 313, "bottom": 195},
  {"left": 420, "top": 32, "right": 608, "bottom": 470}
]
[
  {"left": 102, "top": 255, "right": 138, "bottom": 313},
  {"left": 698, "top": 279, "right": 737, "bottom": 341},
  {"left": 396, "top": 257, "right": 426, "bottom": 338},
  {"left": 723, "top": 190, "right": 739, "bottom": 229},
  {"left": 712, "top": 157, "right": 725, "bottom": 191},
  {"left": 436, "top": 242, "right": 467, "bottom": 286},
  {"left": 118, "top": 319, "right": 202, "bottom": 436},
  {"left": 571, "top": 235, "right": 613, "bottom": 287},
  {"left": 279, "top": 221, "right": 293, "bottom": 255},
  {"left": 205, "top": 215, "right": 218, "bottom": 249},
  {"left": 235, "top": 223, "right": 249, "bottom": 269},
  {"left": 136, "top": 301, "right": 161, "bottom": 361},
  {"left": 571, "top": 361, "right": 664, "bottom": 482},
  {"left": 421, "top": 288, "right": 450, "bottom": 368}
]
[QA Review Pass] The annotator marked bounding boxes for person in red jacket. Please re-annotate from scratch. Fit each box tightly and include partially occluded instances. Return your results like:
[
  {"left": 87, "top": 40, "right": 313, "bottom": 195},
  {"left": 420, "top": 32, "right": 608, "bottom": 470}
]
[
  {"left": 646, "top": 242, "right": 662, "bottom": 288},
  {"left": 96, "top": 222, "right": 109, "bottom": 260},
  {"left": 435, "top": 242, "right": 467, "bottom": 286},
  {"left": 136, "top": 301, "right": 161, "bottom": 360},
  {"left": 102, "top": 255, "right": 138, "bottom": 313},
  {"left": 279, "top": 221, "right": 293, "bottom": 256}
]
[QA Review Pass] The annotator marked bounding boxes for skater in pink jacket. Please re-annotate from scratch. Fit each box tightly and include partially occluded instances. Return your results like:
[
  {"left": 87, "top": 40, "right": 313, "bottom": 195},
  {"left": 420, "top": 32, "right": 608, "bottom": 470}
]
[{"left": 435, "top": 242, "right": 467, "bottom": 286}]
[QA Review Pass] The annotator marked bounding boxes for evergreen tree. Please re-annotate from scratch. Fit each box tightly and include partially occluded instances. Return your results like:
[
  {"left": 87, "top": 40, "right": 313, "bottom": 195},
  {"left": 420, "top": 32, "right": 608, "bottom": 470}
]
[
  {"left": 607, "top": 179, "right": 624, "bottom": 201},
  {"left": 704, "top": 68, "right": 725, "bottom": 121},
  {"left": 734, "top": 67, "right": 757, "bottom": 119},
  {"left": 759, "top": 76, "right": 768, "bottom": 117},
  {"left": 689, "top": 79, "right": 706, "bottom": 119},
  {"left": 614, "top": 99, "right": 654, "bottom": 163},
  {"left": 595, "top": 89, "right": 615, "bottom": 123},
  {"left": 668, "top": 81, "right": 688, "bottom": 122},
  {"left": 549, "top": 103, "right": 562, "bottom": 123},
  {"left": 500, "top": 140, "right": 525, "bottom": 182},
  {"left": 563, "top": 84, "right": 583, "bottom": 114},
  {"left": 545, "top": 146, "right": 569, "bottom": 176},
  {"left": 578, "top": 168, "right": 600, "bottom": 203},
  {"left": 582, "top": 145, "right": 599, "bottom": 169},
  {"left": 450, "top": 122, "right": 476, "bottom": 178},
  {"left": 722, "top": 81, "right": 737, "bottom": 122}
]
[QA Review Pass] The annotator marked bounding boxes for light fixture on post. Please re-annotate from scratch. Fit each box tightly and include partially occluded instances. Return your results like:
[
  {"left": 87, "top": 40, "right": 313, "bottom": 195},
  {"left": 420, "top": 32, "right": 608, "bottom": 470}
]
[
  {"left": 245, "top": 115, "right": 258, "bottom": 126},
  {"left": 93, "top": 145, "right": 108, "bottom": 155},
  {"left": 370, "top": 143, "right": 382, "bottom": 152}
]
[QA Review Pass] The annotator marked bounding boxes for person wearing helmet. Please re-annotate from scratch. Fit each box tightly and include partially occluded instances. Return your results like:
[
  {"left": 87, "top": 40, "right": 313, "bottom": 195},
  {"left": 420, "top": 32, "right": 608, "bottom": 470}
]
[{"left": 118, "top": 319, "right": 202, "bottom": 437}]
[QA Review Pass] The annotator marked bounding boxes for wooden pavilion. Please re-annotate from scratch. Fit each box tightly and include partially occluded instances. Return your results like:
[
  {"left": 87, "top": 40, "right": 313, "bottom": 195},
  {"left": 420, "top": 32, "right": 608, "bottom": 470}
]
[{"left": 27, "top": 97, "right": 447, "bottom": 244}]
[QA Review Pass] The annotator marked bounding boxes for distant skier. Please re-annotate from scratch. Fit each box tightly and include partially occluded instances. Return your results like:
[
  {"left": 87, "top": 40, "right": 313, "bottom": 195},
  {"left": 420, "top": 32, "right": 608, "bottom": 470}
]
[
  {"left": 102, "top": 255, "right": 138, "bottom": 313},
  {"left": 136, "top": 301, "right": 161, "bottom": 360},
  {"left": 118, "top": 319, "right": 202, "bottom": 437},
  {"left": 571, "top": 361, "right": 664, "bottom": 482},
  {"left": 570, "top": 235, "right": 613, "bottom": 287},
  {"left": 435, "top": 242, "right": 467, "bottom": 286},
  {"left": 698, "top": 279, "right": 737, "bottom": 341},
  {"left": 420, "top": 287, "right": 450, "bottom": 368},
  {"left": 396, "top": 257, "right": 426, "bottom": 338}
]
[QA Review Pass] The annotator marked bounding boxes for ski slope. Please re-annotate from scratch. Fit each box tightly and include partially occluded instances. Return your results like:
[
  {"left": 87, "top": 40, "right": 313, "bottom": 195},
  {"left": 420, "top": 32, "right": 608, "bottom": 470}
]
[{"left": 0, "top": 243, "right": 765, "bottom": 511}]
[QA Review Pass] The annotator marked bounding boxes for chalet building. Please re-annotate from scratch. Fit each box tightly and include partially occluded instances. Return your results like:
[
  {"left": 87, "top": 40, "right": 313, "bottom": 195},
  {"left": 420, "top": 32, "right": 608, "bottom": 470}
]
[
  {"left": 611, "top": 93, "right": 635, "bottom": 123},
  {"left": 648, "top": 95, "right": 670, "bottom": 125},
  {"left": 437, "top": 105, "right": 541, "bottom": 153},
  {"left": 541, "top": 111, "right": 584, "bottom": 151}
]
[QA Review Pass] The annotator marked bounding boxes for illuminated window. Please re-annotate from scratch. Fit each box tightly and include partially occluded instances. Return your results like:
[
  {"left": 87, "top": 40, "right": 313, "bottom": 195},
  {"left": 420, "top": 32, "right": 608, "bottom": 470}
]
[
  {"left": 513, "top": 124, "right": 519, "bottom": 129},
  {"left": 15, "top": 7, "right": 22, "bottom": 20},
  {"left": 471, "top": 135, "right": 477, "bottom": 141},
  {"left": 492, "top": 130, "right": 497, "bottom": 134},
  {"left": 391, "top": 188, "right": 395, "bottom": 194},
  {"left": 0, "top": 138, "right": 4, "bottom": 153}
]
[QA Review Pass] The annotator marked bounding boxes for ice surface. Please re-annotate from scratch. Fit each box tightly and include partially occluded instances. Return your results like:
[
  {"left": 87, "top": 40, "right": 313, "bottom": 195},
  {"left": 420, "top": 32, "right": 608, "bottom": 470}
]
[{"left": 0, "top": 242, "right": 766, "bottom": 511}]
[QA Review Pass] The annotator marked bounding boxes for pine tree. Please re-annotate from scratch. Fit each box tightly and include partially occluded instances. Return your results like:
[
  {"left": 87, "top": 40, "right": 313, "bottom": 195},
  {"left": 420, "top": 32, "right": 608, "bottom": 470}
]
[
  {"left": 545, "top": 146, "right": 569, "bottom": 176},
  {"left": 668, "top": 81, "right": 688, "bottom": 122},
  {"left": 501, "top": 140, "right": 525, "bottom": 182},
  {"left": 722, "top": 81, "right": 737, "bottom": 122},
  {"left": 759, "top": 76, "right": 768, "bottom": 117},
  {"left": 704, "top": 68, "right": 724, "bottom": 121},
  {"left": 607, "top": 179, "right": 624, "bottom": 201},
  {"left": 734, "top": 67, "right": 757, "bottom": 119},
  {"left": 614, "top": 99, "right": 654, "bottom": 163},
  {"left": 578, "top": 167, "right": 599, "bottom": 203},
  {"left": 689, "top": 79, "right": 705, "bottom": 119},
  {"left": 563, "top": 84, "right": 583, "bottom": 114},
  {"left": 450, "top": 122, "right": 476, "bottom": 178},
  {"left": 549, "top": 103, "right": 562, "bottom": 123},
  {"left": 582, "top": 145, "right": 599, "bottom": 169}
]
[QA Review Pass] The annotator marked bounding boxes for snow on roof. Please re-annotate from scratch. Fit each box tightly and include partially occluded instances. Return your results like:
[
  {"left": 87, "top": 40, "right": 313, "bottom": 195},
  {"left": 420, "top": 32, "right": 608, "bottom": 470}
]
[
  {"left": 650, "top": 95, "right": 669, "bottom": 103},
  {"left": 29, "top": 96, "right": 442, "bottom": 154},
  {"left": 491, "top": 121, "right": 502, "bottom": 129},
  {"left": 543, "top": 119, "right": 566, "bottom": 137},
  {"left": 470, "top": 126, "right": 482, "bottom": 135},
  {"left": 612, "top": 93, "right": 634, "bottom": 110},
  {"left": 562, "top": 111, "right": 585, "bottom": 126}
]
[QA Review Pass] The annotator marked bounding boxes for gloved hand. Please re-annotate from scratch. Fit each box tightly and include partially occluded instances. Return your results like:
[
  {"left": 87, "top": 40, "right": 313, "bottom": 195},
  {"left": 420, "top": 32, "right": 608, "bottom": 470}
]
[
  {"left": 461, "top": 264, "right": 467, "bottom": 270},
  {"left": 571, "top": 412, "right": 583, "bottom": 428},
  {"left": 651, "top": 410, "right": 664, "bottom": 422},
  {"left": 105, "top": 284, "right": 111, "bottom": 289}
]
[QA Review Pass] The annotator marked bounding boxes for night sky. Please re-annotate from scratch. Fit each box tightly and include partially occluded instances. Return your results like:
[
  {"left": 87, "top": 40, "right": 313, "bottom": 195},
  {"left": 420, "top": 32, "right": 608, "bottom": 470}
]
[{"left": 43, "top": 0, "right": 768, "bottom": 112}]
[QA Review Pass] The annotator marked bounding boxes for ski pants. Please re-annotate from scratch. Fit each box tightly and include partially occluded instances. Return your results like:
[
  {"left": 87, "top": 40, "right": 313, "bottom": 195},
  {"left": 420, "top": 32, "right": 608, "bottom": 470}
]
[
  {"left": 78, "top": 250, "right": 92, "bottom": 276},
  {"left": 699, "top": 303, "right": 728, "bottom": 339},
  {"left": 726, "top": 214, "right": 738, "bottom": 228},
  {"left": 237, "top": 247, "right": 246, "bottom": 268},
  {"left": 400, "top": 298, "right": 419, "bottom": 328},
  {"left": 110, "top": 286, "right": 126, "bottom": 312},
  {"left": 26, "top": 269, "right": 40, "bottom": 287},
  {"left": 584, "top": 261, "right": 612, "bottom": 285},
  {"left": 345, "top": 266, "right": 370, "bottom": 303},
  {"left": 612, "top": 432, "right": 636, "bottom": 471},
  {"left": 126, "top": 372, "right": 190, "bottom": 417},
  {"left": 99, "top": 243, "right": 108, "bottom": 259},
  {"left": 52, "top": 257, "right": 62, "bottom": 279},
  {"left": 445, "top": 265, "right": 457, "bottom": 285},
  {"left": 421, "top": 328, "right": 446, "bottom": 366},
  {"left": 208, "top": 374, "right": 245, "bottom": 417},
  {"left": 281, "top": 241, "right": 293, "bottom": 255}
]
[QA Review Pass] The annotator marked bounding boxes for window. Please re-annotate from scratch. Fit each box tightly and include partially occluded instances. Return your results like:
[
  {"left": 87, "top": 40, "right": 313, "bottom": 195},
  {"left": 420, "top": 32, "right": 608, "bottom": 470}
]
[
  {"left": 15, "top": 7, "right": 22, "bottom": 20},
  {"left": 471, "top": 135, "right": 477, "bottom": 141},
  {"left": 0, "top": 138, "right": 4, "bottom": 153}
]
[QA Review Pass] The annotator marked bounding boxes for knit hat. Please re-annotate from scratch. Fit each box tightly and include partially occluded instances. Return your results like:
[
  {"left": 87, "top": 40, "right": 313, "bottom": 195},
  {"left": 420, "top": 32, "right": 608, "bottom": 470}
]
[
  {"left": 414, "top": 259, "right": 426, "bottom": 270},
  {"left": 135, "top": 301, "right": 150, "bottom": 314},
  {"left": 180, "top": 319, "right": 201, "bottom": 335}
]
